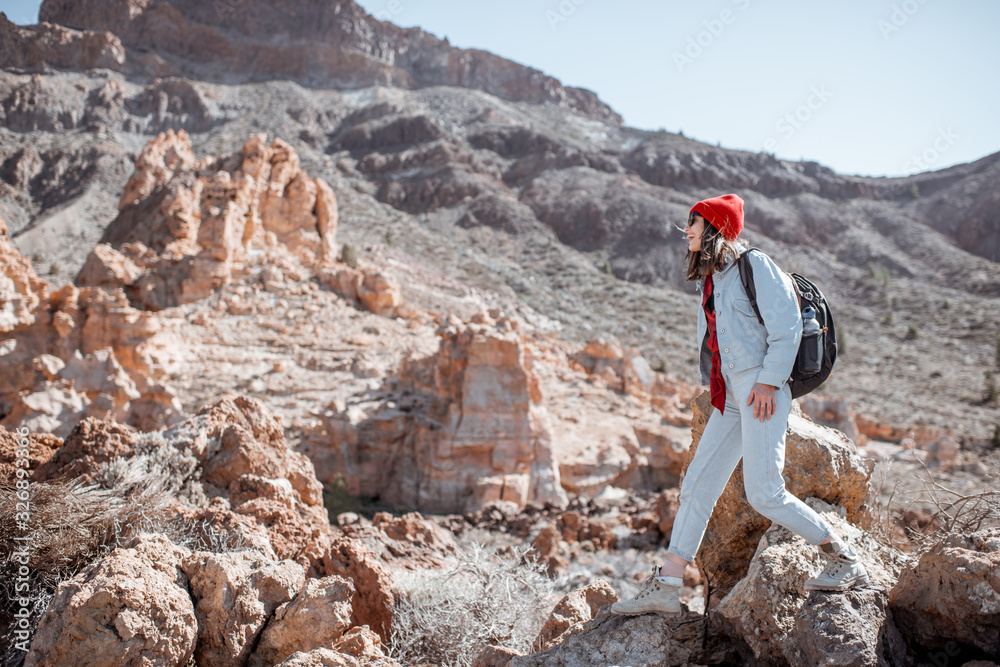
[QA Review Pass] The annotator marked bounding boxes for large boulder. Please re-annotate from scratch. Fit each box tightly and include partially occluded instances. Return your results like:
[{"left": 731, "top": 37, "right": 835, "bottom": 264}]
[
  {"left": 790, "top": 589, "right": 908, "bottom": 667},
  {"left": 889, "top": 528, "right": 1000, "bottom": 660},
  {"left": 250, "top": 576, "right": 355, "bottom": 667},
  {"left": 508, "top": 604, "right": 723, "bottom": 667},
  {"left": 320, "top": 535, "right": 396, "bottom": 643},
  {"left": 685, "top": 391, "right": 873, "bottom": 597},
  {"left": 181, "top": 550, "right": 305, "bottom": 666},
  {"left": 24, "top": 533, "right": 196, "bottom": 667},
  {"left": 317, "top": 264, "right": 404, "bottom": 317},
  {"left": 531, "top": 580, "right": 618, "bottom": 651},
  {"left": 713, "top": 497, "right": 910, "bottom": 667}
]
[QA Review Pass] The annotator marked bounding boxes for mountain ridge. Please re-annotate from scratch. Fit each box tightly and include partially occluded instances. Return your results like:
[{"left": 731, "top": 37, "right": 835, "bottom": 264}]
[
  {"left": 0, "top": 1, "right": 997, "bottom": 442},
  {"left": 32, "top": 0, "right": 622, "bottom": 124}
]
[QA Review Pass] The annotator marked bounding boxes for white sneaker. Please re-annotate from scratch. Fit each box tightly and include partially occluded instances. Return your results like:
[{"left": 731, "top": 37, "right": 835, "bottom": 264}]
[
  {"left": 804, "top": 541, "right": 870, "bottom": 592},
  {"left": 611, "top": 565, "right": 682, "bottom": 617}
]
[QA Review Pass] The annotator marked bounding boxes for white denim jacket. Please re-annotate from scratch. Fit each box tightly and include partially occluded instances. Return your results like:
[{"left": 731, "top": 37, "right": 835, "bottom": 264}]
[{"left": 696, "top": 240, "right": 802, "bottom": 389}]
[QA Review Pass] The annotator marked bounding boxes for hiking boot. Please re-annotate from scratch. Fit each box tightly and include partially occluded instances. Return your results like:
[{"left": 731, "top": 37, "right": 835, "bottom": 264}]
[
  {"left": 611, "top": 565, "right": 682, "bottom": 617},
  {"left": 804, "top": 540, "right": 870, "bottom": 592}
]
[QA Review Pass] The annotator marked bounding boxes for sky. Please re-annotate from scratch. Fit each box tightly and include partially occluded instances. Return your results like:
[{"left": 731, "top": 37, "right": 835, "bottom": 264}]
[{"left": 3, "top": 0, "right": 998, "bottom": 177}]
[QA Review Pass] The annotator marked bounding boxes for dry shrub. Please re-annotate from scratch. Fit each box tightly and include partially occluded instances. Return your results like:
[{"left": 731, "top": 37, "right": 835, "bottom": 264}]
[
  {"left": 0, "top": 470, "right": 174, "bottom": 666},
  {"left": 868, "top": 460, "right": 915, "bottom": 551},
  {"left": 386, "top": 536, "right": 557, "bottom": 667},
  {"left": 918, "top": 461, "right": 1000, "bottom": 538},
  {"left": 0, "top": 431, "right": 242, "bottom": 666},
  {"left": 868, "top": 457, "right": 1000, "bottom": 555}
]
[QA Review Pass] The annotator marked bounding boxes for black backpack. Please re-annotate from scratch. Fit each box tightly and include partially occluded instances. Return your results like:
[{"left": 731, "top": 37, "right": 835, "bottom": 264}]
[{"left": 735, "top": 247, "right": 837, "bottom": 399}]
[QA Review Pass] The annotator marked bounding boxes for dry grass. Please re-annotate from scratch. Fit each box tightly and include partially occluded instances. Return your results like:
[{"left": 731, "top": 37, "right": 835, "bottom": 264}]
[{"left": 385, "top": 533, "right": 557, "bottom": 667}]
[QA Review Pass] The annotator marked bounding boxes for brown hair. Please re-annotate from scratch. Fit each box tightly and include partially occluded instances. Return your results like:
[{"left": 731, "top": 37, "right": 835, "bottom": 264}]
[{"left": 684, "top": 214, "right": 741, "bottom": 282}]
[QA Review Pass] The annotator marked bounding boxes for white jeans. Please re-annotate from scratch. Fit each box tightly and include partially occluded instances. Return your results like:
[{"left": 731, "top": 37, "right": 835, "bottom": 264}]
[{"left": 666, "top": 364, "right": 832, "bottom": 563}]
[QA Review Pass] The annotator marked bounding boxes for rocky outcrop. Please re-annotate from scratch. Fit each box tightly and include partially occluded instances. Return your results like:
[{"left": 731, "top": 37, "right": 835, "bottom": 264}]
[
  {"left": 117, "top": 126, "right": 197, "bottom": 210},
  {"left": 685, "top": 390, "right": 873, "bottom": 598},
  {"left": 558, "top": 337, "right": 694, "bottom": 492},
  {"left": 0, "top": 214, "right": 48, "bottom": 333},
  {"left": 29, "top": 395, "right": 335, "bottom": 574},
  {"left": 305, "top": 310, "right": 698, "bottom": 516},
  {"left": 307, "top": 309, "right": 569, "bottom": 514},
  {"left": 889, "top": 529, "right": 1000, "bottom": 660},
  {"left": 25, "top": 533, "right": 197, "bottom": 667},
  {"left": 20, "top": 527, "right": 402, "bottom": 667},
  {"left": 0, "top": 212, "right": 182, "bottom": 435},
  {"left": 13, "top": 392, "right": 421, "bottom": 667},
  {"left": 162, "top": 395, "right": 333, "bottom": 568},
  {"left": 0, "top": 12, "right": 126, "bottom": 72},
  {"left": 88, "top": 130, "right": 339, "bottom": 309},
  {"left": 713, "top": 497, "right": 910, "bottom": 666}
]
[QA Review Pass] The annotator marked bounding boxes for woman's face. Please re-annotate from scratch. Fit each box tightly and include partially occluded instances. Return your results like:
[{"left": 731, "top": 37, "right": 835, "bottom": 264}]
[{"left": 684, "top": 214, "right": 706, "bottom": 253}]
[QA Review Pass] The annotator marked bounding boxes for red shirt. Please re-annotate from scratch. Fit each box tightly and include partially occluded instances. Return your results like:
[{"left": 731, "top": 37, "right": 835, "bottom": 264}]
[{"left": 703, "top": 273, "right": 727, "bottom": 414}]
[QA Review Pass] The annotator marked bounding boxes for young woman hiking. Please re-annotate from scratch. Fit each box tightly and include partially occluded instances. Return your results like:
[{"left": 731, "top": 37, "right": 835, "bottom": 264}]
[{"left": 612, "top": 193, "right": 868, "bottom": 618}]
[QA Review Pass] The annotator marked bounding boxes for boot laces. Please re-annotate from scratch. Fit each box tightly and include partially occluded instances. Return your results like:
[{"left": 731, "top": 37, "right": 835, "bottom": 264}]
[
  {"left": 633, "top": 565, "right": 659, "bottom": 599},
  {"left": 819, "top": 547, "right": 857, "bottom": 577},
  {"left": 820, "top": 558, "right": 845, "bottom": 578}
]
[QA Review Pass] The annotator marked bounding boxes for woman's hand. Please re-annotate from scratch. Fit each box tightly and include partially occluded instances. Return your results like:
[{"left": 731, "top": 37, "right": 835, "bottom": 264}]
[{"left": 747, "top": 382, "right": 778, "bottom": 421}]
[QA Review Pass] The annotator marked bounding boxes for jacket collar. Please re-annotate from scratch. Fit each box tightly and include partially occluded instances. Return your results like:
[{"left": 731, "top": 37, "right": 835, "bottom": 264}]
[{"left": 715, "top": 239, "right": 747, "bottom": 276}]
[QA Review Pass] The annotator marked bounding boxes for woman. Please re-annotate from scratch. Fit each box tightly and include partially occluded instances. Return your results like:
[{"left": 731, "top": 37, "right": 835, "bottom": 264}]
[{"left": 612, "top": 193, "right": 868, "bottom": 618}]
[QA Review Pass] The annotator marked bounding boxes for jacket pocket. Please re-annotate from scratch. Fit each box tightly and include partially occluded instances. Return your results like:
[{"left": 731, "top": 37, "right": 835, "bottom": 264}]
[
  {"left": 732, "top": 297, "right": 767, "bottom": 346},
  {"left": 732, "top": 296, "right": 757, "bottom": 318}
]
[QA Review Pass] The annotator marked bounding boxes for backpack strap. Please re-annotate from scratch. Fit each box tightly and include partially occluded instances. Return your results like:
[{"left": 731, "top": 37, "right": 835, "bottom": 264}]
[{"left": 736, "top": 246, "right": 765, "bottom": 325}]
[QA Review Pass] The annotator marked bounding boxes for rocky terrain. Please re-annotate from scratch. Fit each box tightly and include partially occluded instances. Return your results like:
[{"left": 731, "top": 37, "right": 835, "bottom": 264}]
[
  {"left": 1, "top": 0, "right": 999, "bottom": 665},
  {"left": 2, "top": 388, "right": 998, "bottom": 666}
]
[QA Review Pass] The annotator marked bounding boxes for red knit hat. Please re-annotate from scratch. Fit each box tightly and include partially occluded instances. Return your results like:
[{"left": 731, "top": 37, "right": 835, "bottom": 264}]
[{"left": 690, "top": 194, "right": 744, "bottom": 241}]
